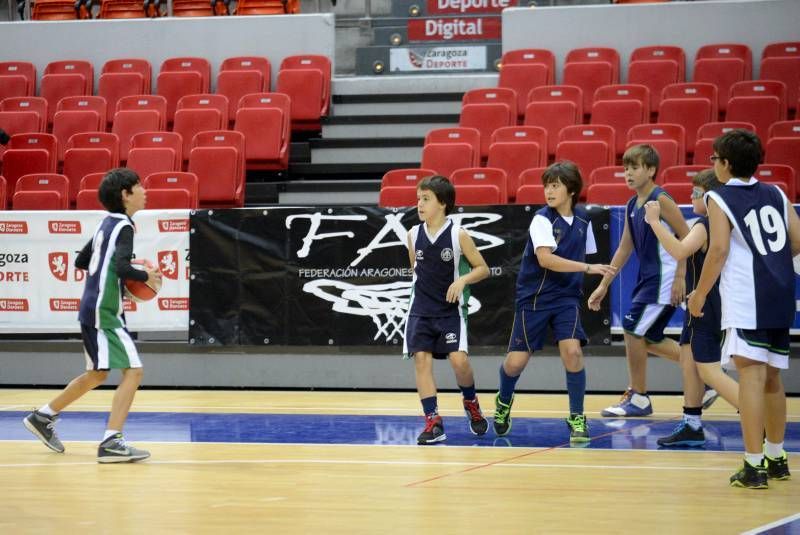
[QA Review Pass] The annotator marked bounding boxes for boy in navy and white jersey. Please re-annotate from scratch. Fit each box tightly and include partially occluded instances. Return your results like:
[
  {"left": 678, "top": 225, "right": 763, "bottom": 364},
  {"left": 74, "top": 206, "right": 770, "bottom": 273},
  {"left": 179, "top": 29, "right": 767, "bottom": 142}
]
[
  {"left": 588, "top": 144, "right": 690, "bottom": 417},
  {"left": 689, "top": 130, "right": 800, "bottom": 488},
  {"left": 24, "top": 169, "right": 161, "bottom": 463},
  {"left": 404, "top": 175, "right": 490, "bottom": 445},
  {"left": 493, "top": 162, "right": 616, "bottom": 443},
  {"left": 643, "top": 169, "right": 740, "bottom": 448}
]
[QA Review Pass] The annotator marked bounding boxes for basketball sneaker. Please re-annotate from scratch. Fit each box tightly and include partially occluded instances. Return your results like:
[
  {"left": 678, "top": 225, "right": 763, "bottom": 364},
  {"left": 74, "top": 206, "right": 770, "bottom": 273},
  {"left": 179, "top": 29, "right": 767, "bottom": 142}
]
[
  {"left": 764, "top": 450, "right": 791, "bottom": 480},
  {"left": 656, "top": 421, "right": 705, "bottom": 447},
  {"left": 23, "top": 410, "right": 64, "bottom": 453},
  {"left": 417, "top": 415, "right": 446, "bottom": 445},
  {"left": 566, "top": 413, "right": 589, "bottom": 443},
  {"left": 601, "top": 389, "right": 653, "bottom": 417},
  {"left": 493, "top": 393, "right": 514, "bottom": 436},
  {"left": 701, "top": 387, "right": 719, "bottom": 410},
  {"left": 730, "top": 459, "right": 768, "bottom": 489},
  {"left": 97, "top": 433, "right": 151, "bottom": 463},
  {"left": 463, "top": 398, "right": 488, "bottom": 436}
]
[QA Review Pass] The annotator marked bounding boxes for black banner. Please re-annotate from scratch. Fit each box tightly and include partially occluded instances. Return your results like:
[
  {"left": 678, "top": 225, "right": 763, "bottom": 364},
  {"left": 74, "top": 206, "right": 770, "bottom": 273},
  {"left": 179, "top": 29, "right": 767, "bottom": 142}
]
[{"left": 189, "top": 205, "right": 611, "bottom": 347}]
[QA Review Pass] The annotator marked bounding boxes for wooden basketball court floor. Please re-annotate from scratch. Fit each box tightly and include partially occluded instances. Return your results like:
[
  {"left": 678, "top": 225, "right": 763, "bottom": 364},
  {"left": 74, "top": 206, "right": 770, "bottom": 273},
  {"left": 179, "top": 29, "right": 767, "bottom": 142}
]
[{"left": 0, "top": 389, "right": 798, "bottom": 534}]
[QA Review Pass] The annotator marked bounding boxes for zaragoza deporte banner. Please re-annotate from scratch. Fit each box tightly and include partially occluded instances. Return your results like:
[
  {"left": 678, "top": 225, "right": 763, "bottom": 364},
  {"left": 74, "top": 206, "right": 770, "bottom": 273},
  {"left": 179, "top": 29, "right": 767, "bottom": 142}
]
[{"left": 188, "top": 205, "right": 612, "bottom": 347}]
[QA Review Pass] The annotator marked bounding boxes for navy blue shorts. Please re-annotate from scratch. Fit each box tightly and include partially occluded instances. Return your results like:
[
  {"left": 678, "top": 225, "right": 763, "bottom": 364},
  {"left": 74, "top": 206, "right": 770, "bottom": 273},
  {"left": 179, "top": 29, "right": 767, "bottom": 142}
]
[
  {"left": 721, "top": 327, "right": 791, "bottom": 370},
  {"left": 81, "top": 323, "right": 142, "bottom": 371},
  {"left": 507, "top": 305, "right": 587, "bottom": 353},
  {"left": 622, "top": 302, "right": 676, "bottom": 343},
  {"left": 404, "top": 315, "right": 467, "bottom": 359},
  {"left": 679, "top": 325, "right": 722, "bottom": 363}
]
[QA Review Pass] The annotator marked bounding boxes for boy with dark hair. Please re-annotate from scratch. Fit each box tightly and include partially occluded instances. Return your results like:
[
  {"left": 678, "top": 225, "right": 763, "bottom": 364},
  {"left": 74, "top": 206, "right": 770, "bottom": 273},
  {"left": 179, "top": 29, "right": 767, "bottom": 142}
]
[
  {"left": 589, "top": 144, "right": 690, "bottom": 417},
  {"left": 23, "top": 168, "right": 161, "bottom": 463},
  {"left": 404, "top": 175, "right": 490, "bottom": 445},
  {"left": 493, "top": 161, "right": 616, "bottom": 443},
  {"left": 689, "top": 129, "right": 800, "bottom": 488},
  {"left": 644, "top": 169, "right": 740, "bottom": 447}
]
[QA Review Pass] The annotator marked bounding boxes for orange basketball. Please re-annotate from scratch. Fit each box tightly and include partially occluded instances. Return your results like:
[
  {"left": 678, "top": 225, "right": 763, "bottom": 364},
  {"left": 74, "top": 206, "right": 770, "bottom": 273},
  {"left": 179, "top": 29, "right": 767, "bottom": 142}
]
[{"left": 124, "top": 259, "right": 162, "bottom": 303}]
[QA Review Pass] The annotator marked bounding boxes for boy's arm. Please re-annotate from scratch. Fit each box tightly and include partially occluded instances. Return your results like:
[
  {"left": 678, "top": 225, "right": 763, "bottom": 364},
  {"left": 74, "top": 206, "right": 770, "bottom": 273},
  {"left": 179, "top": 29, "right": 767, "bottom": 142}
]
[
  {"left": 114, "top": 226, "right": 159, "bottom": 284},
  {"left": 74, "top": 238, "right": 93, "bottom": 270},
  {"left": 587, "top": 218, "right": 632, "bottom": 311},
  {"left": 787, "top": 204, "right": 800, "bottom": 256},
  {"left": 445, "top": 229, "right": 489, "bottom": 303},
  {"left": 535, "top": 247, "right": 616, "bottom": 276},
  {"left": 657, "top": 193, "right": 689, "bottom": 304},
  {"left": 643, "top": 200, "right": 706, "bottom": 261},
  {"left": 407, "top": 231, "right": 416, "bottom": 269},
  {"left": 687, "top": 197, "right": 730, "bottom": 317}
]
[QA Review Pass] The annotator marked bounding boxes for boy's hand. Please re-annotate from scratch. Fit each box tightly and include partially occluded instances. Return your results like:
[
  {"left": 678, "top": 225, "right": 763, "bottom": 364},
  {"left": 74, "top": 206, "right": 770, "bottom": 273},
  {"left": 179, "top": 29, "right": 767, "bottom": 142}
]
[
  {"left": 687, "top": 290, "right": 705, "bottom": 318},
  {"left": 587, "top": 285, "right": 607, "bottom": 311},
  {"left": 643, "top": 200, "right": 661, "bottom": 225},
  {"left": 587, "top": 264, "right": 617, "bottom": 277},
  {"left": 670, "top": 277, "right": 686, "bottom": 305},
  {"left": 145, "top": 265, "right": 162, "bottom": 286},
  {"left": 446, "top": 278, "right": 466, "bottom": 303}
]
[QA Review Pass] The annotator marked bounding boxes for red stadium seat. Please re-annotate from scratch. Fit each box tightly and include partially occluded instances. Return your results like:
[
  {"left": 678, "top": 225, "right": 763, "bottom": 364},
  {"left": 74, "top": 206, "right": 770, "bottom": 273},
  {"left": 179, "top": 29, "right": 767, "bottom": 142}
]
[
  {"left": 626, "top": 138, "right": 680, "bottom": 175},
  {"left": 627, "top": 123, "right": 686, "bottom": 165},
  {"left": 277, "top": 55, "right": 331, "bottom": 132},
  {"left": 217, "top": 56, "right": 271, "bottom": 119},
  {"left": 697, "top": 121, "right": 757, "bottom": 142},
  {"left": 693, "top": 58, "right": 746, "bottom": 115},
  {"left": 0, "top": 149, "right": 50, "bottom": 204},
  {"left": 13, "top": 190, "right": 63, "bottom": 210},
  {"left": 486, "top": 142, "right": 542, "bottom": 201},
  {"left": 761, "top": 57, "right": 800, "bottom": 115},
  {"left": 498, "top": 63, "right": 549, "bottom": 121},
  {"left": 187, "top": 130, "right": 245, "bottom": 208},
  {"left": 563, "top": 47, "right": 620, "bottom": 112},
  {"left": 525, "top": 86, "right": 583, "bottom": 156},
  {"left": 98, "top": 69, "right": 147, "bottom": 127},
  {"left": 589, "top": 166, "right": 625, "bottom": 185},
  {"left": 729, "top": 80, "right": 787, "bottom": 119},
  {"left": 591, "top": 84, "right": 650, "bottom": 156},
  {"left": 144, "top": 172, "right": 199, "bottom": 208},
  {"left": 659, "top": 83, "right": 718, "bottom": 155},
  {"left": 692, "top": 138, "right": 714, "bottom": 165},
  {"left": 765, "top": 137, "right": 800, "bottom": 196},
  {"left": 0, "top": 175, "right": 6, "bottom": 209},
  {"left": 76, "top": 188, "right": 104, "bottom": 210},
  {"left": 79, "top": 172, "right": 107, "bottom": 191},
  {"left": 0, "top": 96, "right": 47, "bottom": 130},
  {"left": 662, "top": 183, "right": 694, "bottom": 204},
  {"left": 113, "top": 95, "right": 167, "bottom": 161},
  {"left": 456, "top": 184, "right": 502, "bottom": 206},
  {"left": 501, "top": 49, "right": 556, "bottom": 84},
  {"left": 726, "top": 94, "right": 783, "bottom": 140},
  {"left": 762, "top": 42, "right": 800, "bottom": 59},
  {"left": 157, "top": 57, "right": 211, "bottom": 124},
  {"left": 102, "top": 59, "right": 152, "bottom": 92},
  {"left": 559, "top": 124, "right": 616, "bottom": 160},
  {"left": 233, "top": 92, "right": 290, "bottom": 170},
  {"left": 52, "top": 107, "right": 104, "bottom": 162},
  {"left": 769, "top": 121, "right": 800, "bottom": 139},
  {"left": 628, "top": 45, "right": 686, "bottom": 111},
  {"left": 451, "top": 167, "right": 508, "bottom": 204},
  {"left": 420, "top": 143, "right": 474, "bottom": 179},
  {"left": 173, "top": 94, "right": 229, "bottom": 161},
  {"left": 127, "top": 132, "right": 183, "bottom": 178},
  {"left": 7, "top": 133, "right": 58, "bottom": 173},
  {"left": 756, "top": 164, "right": 796, "bottom": 200},
  {"left": 381, "top": 168, "right": 436, "bottom": 189},
  {"left": 661, "top": 165, "right": 708, "bottom": 184},
  {"left": 462, "top": 88, "right": 518, "bottom": 122},
  {"left": 0, "top": 75, "right": 30, "bottom": 104},
  {"left": 63, "top": 132, "right": 120, "bottom": 204},
  {"left": 696, "top": 43, "right": 753, "bottom": 78},
  {"left": 519, "top": 167, "right": 547, "bottom": 187},
  {"left": 13, "top": 173, "right": 69, "bottom": 210},
  {"left": 0, "top": 61, "right": 36, "bottom": 96},
  {"left": 586, "top": 183, "right": 633, "bottom": 205},
  {"left": 378, "top": 186, "right": 417, "bottom": 208},
  {"left": 143, "top": 188, "right": 193, "bottom": 209},
  {"left": 424, "top": 128, "right": 480, "bottom": 167},
  {"left": 40, "top": 60, "right": 93, "bottom": 124},
  {"left": 459, "top": 102, "right": 514, "bottom": 160},
  {"left": 556, "top": 141, "right": 611, "bottom": 192},
  {"left": 491, "top": 126, "right": 548, "bottom": 166},
  {"left": 515, "top": 184, "right": 546, "bottom": 204}
]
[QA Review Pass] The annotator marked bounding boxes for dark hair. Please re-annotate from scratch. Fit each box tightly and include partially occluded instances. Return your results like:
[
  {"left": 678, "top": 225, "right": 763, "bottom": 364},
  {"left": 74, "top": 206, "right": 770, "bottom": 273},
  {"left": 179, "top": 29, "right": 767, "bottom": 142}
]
[
  {"left": 622, "top": 144, "right": 660, "bottom": 175},
  {"left": 417, "top": 175, "right": 455, "bottom": 215},
  {"left": 98, "top": 168, "right": 140, "bottom": 213},
  {"left": 691, "top": 168, "right": 722, "bottom": 192},
  {"left": 541, "top": 160, "right": 583, "bottom": 208},
  {"left": 712, "top": 129, "right": 762, "bottom": 178}
]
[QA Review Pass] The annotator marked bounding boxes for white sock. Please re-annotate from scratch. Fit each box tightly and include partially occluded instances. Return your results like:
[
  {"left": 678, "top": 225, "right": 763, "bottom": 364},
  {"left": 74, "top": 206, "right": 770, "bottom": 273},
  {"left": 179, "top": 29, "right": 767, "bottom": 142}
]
[
  {"left": 103, "top": 429, "right": 120, "bottom": 441},
  {"left": 745, "top": 452, "right": 764, "bottom": 467},
  {"left": 684, "top": 414, "right": 702, "bottom": 431},
  {"left": 38, "top": 404, "right": 57, "bottom": 417},
  {"left": 765, "top": 440, "right": 785, "bottom": 459}
]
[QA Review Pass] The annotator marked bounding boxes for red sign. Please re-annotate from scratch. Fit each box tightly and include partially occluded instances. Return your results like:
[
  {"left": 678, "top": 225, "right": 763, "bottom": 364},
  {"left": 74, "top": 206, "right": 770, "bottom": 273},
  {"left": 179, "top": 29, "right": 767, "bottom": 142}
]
[
  {"left": 0, "top": 299, "right": 29, "bottom": 311},
  {"left": 158, "top": 297, "right": 189, "bottom": 311},
  {"left": 158, "top": 250, "right": 179, "bottom": 280},
  {"left": 49, "top": 298, "right": 80, "bottom": 312},
  {"left": 49, "top": 252, "right": 69, "bottom": 282},
  {"left": 158, "top": 219, "right": 190, "bottom": 233},
  {"left": 0, "top": 221, "right": 29, "bottom": 234},
  {"left": 426, "top": 0, "right": 511, "bottom": 15},
  {"left": 48, "top": 221, "right": 82, "bottom": 234},
  {"left": 123, "top": 299, "right": 137, "bottom": 312},
  {"left": 408, "top": 17, "right": 500, "bottom": 42}
]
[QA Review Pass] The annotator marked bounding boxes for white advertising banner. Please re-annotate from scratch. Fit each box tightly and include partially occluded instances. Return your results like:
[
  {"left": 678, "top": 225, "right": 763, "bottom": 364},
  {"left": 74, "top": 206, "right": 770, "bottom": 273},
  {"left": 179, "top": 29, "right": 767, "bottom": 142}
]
[
  {"left": 389, "top": 46, "right": 487, "bottom": 72},
  {"left": 0, "top": 210, "right": 190, "bottom": 333}
]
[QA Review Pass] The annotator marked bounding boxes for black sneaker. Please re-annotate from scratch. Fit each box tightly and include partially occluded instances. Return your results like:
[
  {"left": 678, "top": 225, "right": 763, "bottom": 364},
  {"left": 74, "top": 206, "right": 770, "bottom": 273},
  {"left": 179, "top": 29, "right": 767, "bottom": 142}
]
[
  {"left": 97, "top": 433, "right": 150, "bottom": 463},
  {"left": 566, "top": 413, "right": 590, "bottom": 443},
  {"left": 656, "top": 421, "right": 705, "bottom": 448},
  {"left": 765, "top": 451, "right": 791, "bottom": 480},
  {"left": 730, "top": 460, "right": 768, "bottom": 489},
  {"left": 417, "top": 415, "right": 446, "bottom": 445},
  {"left": 463, "top": 398, "right": 488, "bottom": 436},
  {"left": 23, "top": 411, "right": 64, "bottom": 453},
  {"left": 493, "top": 393, "right": 514, "bottom": 436}
]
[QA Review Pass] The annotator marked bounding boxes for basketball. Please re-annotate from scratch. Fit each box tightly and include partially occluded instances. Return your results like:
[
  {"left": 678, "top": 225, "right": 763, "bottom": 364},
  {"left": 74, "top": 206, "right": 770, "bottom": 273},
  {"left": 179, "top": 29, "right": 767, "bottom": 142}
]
[{"left": 124, "top": 259, "right": 161, "bottom": 302}]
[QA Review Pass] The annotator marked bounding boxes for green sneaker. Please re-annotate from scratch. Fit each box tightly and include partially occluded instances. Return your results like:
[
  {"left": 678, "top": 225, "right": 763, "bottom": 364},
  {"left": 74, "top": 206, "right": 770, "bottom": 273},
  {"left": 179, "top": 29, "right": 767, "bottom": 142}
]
[
  {"left": 730, "top": 460, "right": 768, "bottom": 489},
  {"left": 493, "top": 393, "right": 513, "bottom": 436},
  {"left": 764, "top": 450, "right": 791, "bottom": 480},
  {"left": 566, "top": 413, "right": 590, "bottom": 443}
]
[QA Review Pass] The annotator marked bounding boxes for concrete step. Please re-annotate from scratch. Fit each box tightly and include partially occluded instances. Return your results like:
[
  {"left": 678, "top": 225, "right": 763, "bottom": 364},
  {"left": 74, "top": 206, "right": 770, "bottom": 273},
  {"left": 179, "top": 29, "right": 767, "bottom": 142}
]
[
  {"left": 309, "top": 137, "right": 423, "bottom": 164},
  {"left": 322, "top": 114, "right": 458, "bottom": 138}
]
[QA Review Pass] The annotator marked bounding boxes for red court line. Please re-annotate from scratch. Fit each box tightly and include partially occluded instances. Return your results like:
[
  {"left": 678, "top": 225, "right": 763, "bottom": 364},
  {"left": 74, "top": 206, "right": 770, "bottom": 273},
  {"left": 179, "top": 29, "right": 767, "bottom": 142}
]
[{"left": 403, "top": 416, "right": 680, "bottom": 488}]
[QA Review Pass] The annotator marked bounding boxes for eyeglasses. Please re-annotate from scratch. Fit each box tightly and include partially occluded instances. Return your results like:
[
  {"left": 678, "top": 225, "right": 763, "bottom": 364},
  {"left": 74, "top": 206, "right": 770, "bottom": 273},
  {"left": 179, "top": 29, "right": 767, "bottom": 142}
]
[
  {"left": 691, "top": 187, "right": 705, "bottom": 200},
  {"left": 709, "top": 155, "right": 722, "bottom": 162}
]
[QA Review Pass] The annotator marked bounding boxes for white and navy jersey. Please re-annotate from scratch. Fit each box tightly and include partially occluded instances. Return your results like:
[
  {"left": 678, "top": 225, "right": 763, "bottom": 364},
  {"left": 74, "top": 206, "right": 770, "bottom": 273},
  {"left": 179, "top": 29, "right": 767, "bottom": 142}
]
[
  {"left": 627, "top": 187, "right": 678, "bottom": 304},
  {"left": 515, "top": 206, "right": 596, "bottom": 310},
  {"left": 685, "top": 217, "right": 721, "bottom": 332},
  {"left": 78, "top": 213, "right": 135, "bottom": 329},
  {"left": 407, "top": 220, "right": 470, "bottom": 318},
  {"left": 706, "top": 178, "right": 794, "bottom": 329}
]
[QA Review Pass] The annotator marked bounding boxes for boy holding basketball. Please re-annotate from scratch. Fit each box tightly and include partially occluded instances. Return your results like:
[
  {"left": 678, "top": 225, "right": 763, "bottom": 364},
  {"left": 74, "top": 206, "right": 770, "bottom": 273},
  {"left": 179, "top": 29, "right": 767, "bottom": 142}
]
[{"left": 24, "top": 168, "right": 161, "bottom": 463}]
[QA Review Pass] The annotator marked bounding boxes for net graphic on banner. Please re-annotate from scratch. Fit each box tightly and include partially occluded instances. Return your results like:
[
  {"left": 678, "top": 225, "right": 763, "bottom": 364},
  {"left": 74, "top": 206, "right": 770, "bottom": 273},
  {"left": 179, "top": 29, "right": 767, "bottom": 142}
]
[{"left": 303, "top": 279, "right": 481, "bottom": 342}]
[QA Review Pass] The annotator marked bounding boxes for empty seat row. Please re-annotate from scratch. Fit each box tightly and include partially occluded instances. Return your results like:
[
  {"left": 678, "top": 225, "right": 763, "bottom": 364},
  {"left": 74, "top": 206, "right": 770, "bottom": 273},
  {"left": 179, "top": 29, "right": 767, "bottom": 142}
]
[{"left": 26, "top": 0, "right": 299, "bottom": 21}]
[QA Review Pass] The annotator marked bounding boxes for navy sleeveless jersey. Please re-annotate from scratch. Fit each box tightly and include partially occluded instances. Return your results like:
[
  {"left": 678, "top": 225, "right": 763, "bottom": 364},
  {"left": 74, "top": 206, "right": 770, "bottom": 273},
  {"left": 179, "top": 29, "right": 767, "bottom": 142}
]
[
  {"left": 78, "top": 213, "right": 133, "bottom": 329},
  {"left": 706, "top": 179, "right": 794, "bottom": 329},
  {"left": 685, "top": 217, "right": 721, "bottom": 332},
  {"left": 627, "top": 187, "right": 678, "bottom": 304},
  {"left": 408, "top": 220, "right": 470, "bottom": 318},
  {"left": 515, "top": 206, "right": 591, "bottom": 310}
]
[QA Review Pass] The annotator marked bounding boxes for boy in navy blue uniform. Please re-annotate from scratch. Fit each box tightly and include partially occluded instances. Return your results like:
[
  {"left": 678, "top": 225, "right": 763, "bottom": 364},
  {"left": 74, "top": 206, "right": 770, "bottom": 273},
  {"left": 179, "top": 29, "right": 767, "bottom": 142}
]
[
  {"left": 404, "top": 175, "right": 490, "bottom": 445},
  {"left": 588, "top": 144, "right": 690, "bottom": 417},
  {"left": 493, "top": 162, "right": 616, "bottom": 443},
  {"left": 24, "top": 169, "right": 161, "bottom": 463},
  {"left": 689, "top": 130, "right": 800, "bottom": 488},
  {"left": 644, "top": 169, "right": 740, "bottom": 447}
]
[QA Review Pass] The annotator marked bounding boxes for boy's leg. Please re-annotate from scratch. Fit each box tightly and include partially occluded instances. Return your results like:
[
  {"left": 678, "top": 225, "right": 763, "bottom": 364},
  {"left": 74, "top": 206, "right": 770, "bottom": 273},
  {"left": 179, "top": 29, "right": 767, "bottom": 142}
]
[
  {"left": 558, "top": 339, "right": 589, "bottom": 443},
  {"left": 50, "top": 370, "right": 109, "bottom": 413},
  {"left": 645, "top": 337, "right": 680, "bottom": 362},
  {"left": 106, "top": 367, "right": 143, "bottom": 431},
  {"left": 599, "top": 332, "right": 653, "bottom": 417},
  {"left": 657, "top": 344, "right": 705, "bottom": 447},
  {"left": 763, "top": 365, "right": 791, "bottom": 480},
  {"left": 414, "top": 351, "right": 445, "bottom": 444},
  {"left": 449, "top": 351, "right": 488, "bottom": 436},
  {"left": 697, "top": 363, "right": 739, "bottom": 409}
]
